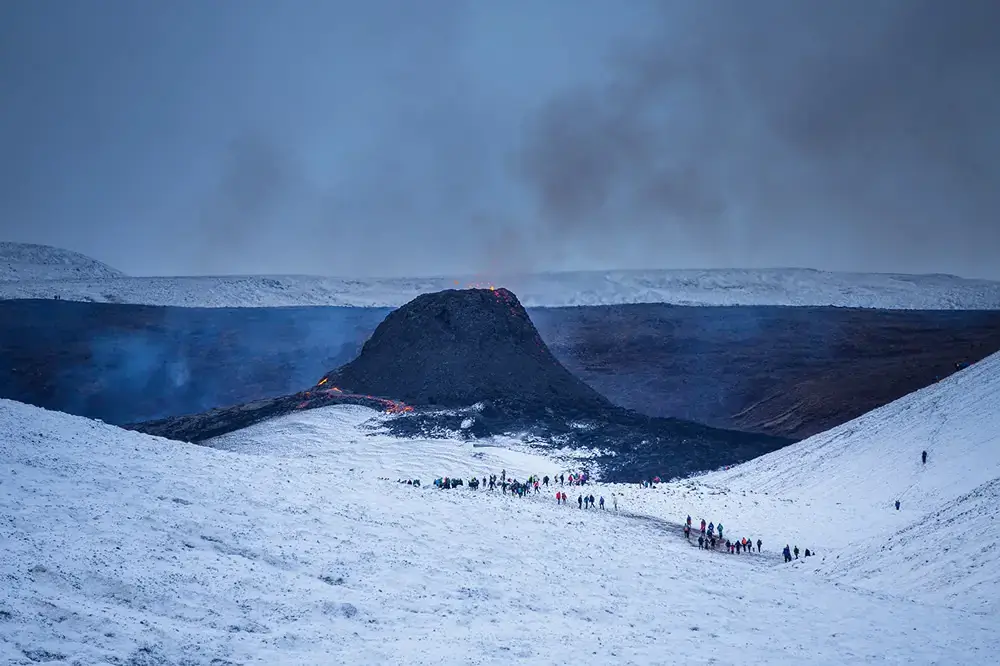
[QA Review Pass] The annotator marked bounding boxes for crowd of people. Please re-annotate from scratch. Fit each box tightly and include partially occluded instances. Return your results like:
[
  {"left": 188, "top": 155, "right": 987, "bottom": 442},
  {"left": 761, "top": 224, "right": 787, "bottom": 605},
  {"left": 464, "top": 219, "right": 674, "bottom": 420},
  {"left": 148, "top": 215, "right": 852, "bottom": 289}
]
[
  {"left": 399, "top": 469, "right": 821, "bottom": 565},
  {"left": 681, "top": 515, "right": 813, "bottom": 563}
]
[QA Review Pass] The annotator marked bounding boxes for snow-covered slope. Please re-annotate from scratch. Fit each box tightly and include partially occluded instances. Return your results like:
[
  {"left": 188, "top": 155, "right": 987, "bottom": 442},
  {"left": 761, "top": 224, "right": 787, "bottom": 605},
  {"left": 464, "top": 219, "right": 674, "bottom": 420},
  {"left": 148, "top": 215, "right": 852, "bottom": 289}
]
[
  {"left": 0, "top": 242, "right": 124, "bottom": 282},
  {"left": 618, "top": 351, "right": 1000, "bottom": 613},
  {"left": 2, "top": 267, "right": 999, "bottom": 309},
  {"left": 3, "top": 400, "right": 997, "bottom": 664}
]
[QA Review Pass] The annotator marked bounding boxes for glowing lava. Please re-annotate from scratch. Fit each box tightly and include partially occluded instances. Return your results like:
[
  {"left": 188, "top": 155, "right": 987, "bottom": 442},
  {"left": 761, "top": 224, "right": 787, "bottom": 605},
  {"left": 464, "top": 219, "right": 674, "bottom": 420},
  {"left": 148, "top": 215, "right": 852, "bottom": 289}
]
[{"left": 293, "top": 385, "right": 410, "bottom": 414}]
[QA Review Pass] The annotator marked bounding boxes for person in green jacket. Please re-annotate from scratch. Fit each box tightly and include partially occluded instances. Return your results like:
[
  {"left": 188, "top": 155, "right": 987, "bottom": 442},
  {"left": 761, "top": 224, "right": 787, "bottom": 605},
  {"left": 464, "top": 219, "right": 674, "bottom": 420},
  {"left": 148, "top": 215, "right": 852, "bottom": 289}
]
[{"left": 717, "top": 523, "right": 724, "bottom": 539}]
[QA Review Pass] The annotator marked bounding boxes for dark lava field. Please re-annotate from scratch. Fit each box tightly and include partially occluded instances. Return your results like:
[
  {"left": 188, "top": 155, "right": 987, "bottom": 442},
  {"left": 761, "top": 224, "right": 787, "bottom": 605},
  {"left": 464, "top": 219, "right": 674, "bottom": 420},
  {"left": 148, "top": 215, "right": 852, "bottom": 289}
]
[{"left": 2, "top": 297, "right": 999, "bottom": 442}]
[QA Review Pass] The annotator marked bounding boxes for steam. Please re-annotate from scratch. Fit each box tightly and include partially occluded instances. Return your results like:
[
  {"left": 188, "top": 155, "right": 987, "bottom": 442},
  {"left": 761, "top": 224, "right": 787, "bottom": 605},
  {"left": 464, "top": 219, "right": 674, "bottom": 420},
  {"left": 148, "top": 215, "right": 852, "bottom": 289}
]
[{"left": 516, "top": 0, "right": 1000, "bottom": 275}]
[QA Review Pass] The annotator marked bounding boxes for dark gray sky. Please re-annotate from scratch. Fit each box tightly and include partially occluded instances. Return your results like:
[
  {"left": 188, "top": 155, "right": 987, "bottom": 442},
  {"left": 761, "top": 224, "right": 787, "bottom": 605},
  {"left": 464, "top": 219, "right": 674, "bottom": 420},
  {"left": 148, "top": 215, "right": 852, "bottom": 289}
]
[{"left": 2, "top": 1, "right": 999, "bottom": 279}]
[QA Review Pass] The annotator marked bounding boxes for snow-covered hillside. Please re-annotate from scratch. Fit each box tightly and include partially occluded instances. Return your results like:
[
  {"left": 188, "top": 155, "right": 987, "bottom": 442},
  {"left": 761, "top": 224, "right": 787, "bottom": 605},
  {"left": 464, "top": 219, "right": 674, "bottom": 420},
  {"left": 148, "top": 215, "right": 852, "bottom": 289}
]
[
  {"left": 622, "top": 350, "right": 1000, "bottom": 613},
  {"left": 0, "top": 242, "right": 124, "bottom": 282},
  {"left": 3, "top": 399, "right": 998, "bottom": 664},
  {"left": 2, "top": 263, "right": 999, "bottom": 309}
]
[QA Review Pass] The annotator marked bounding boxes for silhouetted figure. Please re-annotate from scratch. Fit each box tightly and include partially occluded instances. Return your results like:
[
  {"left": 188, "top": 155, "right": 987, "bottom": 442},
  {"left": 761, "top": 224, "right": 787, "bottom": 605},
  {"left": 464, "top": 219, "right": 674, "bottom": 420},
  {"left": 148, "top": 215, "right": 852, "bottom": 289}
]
[
  {"left": 895, "top": 500, "right": 900, "bottom": 510},
  {"left": 922, "top": 450, "right": 927, "bottom": 464}
]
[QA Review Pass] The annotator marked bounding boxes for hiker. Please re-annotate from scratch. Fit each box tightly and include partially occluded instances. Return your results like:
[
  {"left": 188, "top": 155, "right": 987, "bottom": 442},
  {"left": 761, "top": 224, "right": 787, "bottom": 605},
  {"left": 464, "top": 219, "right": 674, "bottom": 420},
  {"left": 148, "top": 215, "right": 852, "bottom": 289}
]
[
  {"left": 710, "top": 536, "right": 716, "bottom": 549},
  {"left": 804, "top": 549, "right": 811, "bottom": 557},
  {"left": 756, "top": 539, "right": 762, "bottom": 553},
  {"left": 708, "top": 522, "right": 715, "bottom": 537},
  {"left": 698, "top": 536, "right": 704, "bottom": 549},
  {"left": 613, "top": 494, "right": 618, "bottom": 511},
  {"left": 543, "top": 475, "right": 549, "bottom": 486},
  {"left": 783, "top": 545, "right": 792, "bottom": 563},
  {"left": 684, "top": 525, "right": 691, "bottom": 540},
  {"left": 700, "top": 519, "right": 707, "bottom": 534},
  {"left": 793, "top": 546, "right": 799, "bottom": 559},
  {"left": 686, "top": 515, "right": 692, "bottom": 527},
  {"left": 895, "top": 500, "right": 900, "bottom": 510},
  {"left": 717, "top": 523, "right": 724, "bottom": 539},
  {"left": 578, "top": 495, "right": 583, "bottom": 509},
  {"left": 599, "top": 496, "right": 605, "bottom": 510},
  {"left": 922, "top": 450, "right": 927, "bottom": 465},
  {"left": 589, "top": 494, "right": 595, "bottom": 508}
]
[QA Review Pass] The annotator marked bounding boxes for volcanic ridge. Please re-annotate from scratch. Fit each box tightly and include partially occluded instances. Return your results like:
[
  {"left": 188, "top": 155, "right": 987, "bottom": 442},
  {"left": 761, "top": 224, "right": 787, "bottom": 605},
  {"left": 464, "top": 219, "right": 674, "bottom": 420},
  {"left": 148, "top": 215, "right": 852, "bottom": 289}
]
[{"left": 133, "top": 288, "right": 790, "bottom": 480}]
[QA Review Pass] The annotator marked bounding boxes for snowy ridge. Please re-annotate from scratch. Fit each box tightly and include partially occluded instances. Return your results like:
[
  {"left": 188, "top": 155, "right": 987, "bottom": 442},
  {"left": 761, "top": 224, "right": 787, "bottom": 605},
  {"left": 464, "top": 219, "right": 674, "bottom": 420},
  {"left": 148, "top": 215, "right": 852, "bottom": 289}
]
[
  {"left": 0, "top": 242, "right": 124, "bottom": 282},
  {"left": 618, "top": 351, "right": 1000, "bottom": 613},
  {"left": 822, "top": 476, "right": 1000, "bottom": 614},
  {"left": 3, "top": 400, "right": 998, "bottom": 663},
  {"left": 2, "top": 266, "right": 999, "bottom": 309}
]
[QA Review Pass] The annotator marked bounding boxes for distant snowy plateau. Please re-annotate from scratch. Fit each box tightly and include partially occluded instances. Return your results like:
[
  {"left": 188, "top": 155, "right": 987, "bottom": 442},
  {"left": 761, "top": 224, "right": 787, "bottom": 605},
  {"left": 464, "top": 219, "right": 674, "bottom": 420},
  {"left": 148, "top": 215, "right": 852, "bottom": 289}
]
[{"left": 3, "top": 242, "right": 1000, "bottom": 309}]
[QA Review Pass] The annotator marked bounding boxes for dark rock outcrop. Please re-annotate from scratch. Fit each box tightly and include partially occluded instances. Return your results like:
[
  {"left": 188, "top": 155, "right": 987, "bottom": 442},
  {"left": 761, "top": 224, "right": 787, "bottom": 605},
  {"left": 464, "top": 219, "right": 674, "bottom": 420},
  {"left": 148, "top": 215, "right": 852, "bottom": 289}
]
[
  {"left": 315, "top": 288, "right": 613, "bottom": 417},
  {"left": 130, "top": 391, "right": 396, "bottom": 443},
  {"left": 312, "top": 288, "right": 791, "bottom": 480}
]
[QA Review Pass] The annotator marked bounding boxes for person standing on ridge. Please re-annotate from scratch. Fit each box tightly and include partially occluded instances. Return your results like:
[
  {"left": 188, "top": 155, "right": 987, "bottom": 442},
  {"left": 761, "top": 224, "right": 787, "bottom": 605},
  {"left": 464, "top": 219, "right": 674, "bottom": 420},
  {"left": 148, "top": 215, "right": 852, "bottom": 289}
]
[
  {"left": 793, "top": 546, "right": 800, "bottom": 559},
  {"left": 700, "top": 519, "right": 706, "bottom": 534},
  {"left": 599, "top": 496, "right": 605, "bottom": 510},
  {"left": 922, "top": 450, "right": 928, "bottom": 464},
  {"left": 717, "top": 523, "right": 724, "bottom": 540},
  {"left": 578, "top": 495, "right": 583, "bottom": 509},
  {"left": 895, "top": 500, "right": 901, "bottom": 510},
  {"left": 756, "top": 538, "right": 762, "bottom": 553}
]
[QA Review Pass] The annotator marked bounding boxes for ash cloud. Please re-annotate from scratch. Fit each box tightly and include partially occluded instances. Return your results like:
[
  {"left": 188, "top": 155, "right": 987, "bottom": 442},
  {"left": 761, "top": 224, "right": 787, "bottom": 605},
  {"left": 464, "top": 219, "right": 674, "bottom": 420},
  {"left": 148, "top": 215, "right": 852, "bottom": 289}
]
[
  {"left": 516, "top": 0, "right": 1000, "bottom": 277},
  {"left": 2, "top": 1, "right": 999, "bottom": 279}
]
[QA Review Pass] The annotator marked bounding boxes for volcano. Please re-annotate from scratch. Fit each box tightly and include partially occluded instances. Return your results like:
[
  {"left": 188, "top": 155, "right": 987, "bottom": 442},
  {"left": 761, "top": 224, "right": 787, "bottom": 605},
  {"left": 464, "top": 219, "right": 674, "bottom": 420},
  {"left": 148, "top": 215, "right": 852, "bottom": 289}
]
[
  {"left": 131, "top": 287, "right": 792, "bottom": 480},
  {"left": 314, "top": 288, "right": 613, "bottom": 416}
]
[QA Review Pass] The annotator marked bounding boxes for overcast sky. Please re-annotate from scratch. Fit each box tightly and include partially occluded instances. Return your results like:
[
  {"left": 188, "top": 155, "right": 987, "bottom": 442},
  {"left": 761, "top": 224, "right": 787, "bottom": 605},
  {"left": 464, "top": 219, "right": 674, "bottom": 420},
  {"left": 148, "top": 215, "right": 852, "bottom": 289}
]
[{"left": 2, "top": 0, "right": 998, "bottom": 279}]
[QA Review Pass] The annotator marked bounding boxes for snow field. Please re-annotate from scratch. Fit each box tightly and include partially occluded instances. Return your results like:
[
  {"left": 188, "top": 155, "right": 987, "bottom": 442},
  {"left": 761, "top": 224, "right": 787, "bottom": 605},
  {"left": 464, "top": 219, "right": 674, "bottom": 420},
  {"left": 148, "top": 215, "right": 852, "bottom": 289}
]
[
  {"left": 0, "top": 242, "right": 124, "bottom": 282},
  {"left": 610, "top": 351, "right": 1000, "bottom": 613},
  {"left": 2, "top": 400, "right": 998, "bottom": 665},
  {"left": 3, "top": 263, "right": 1000, "bottom": 309}
]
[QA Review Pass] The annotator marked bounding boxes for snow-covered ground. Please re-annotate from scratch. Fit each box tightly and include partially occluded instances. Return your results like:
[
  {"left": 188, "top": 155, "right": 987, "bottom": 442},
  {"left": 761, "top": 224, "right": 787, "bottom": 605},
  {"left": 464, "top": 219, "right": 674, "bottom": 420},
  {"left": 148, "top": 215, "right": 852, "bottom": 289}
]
[
  {"left": 617, "top": 350, "right": 1000, "bottom": 614},
  {"left": 3, "top": 349, "right": 999, "bottom": 664},
  {"left": 3, "top": 243, "right": 1000, "bottom": 309},
  {"left": 0, "top": 242, "right": 124, "bottom": 282}
]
